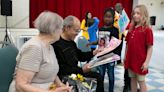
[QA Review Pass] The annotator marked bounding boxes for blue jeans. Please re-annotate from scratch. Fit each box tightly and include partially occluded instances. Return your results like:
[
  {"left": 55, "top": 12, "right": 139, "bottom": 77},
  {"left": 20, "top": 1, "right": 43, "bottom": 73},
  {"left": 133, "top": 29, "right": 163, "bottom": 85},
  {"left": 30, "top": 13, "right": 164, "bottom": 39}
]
[{"left": 98, "top": 62, "right": 115, "bottom": 92}]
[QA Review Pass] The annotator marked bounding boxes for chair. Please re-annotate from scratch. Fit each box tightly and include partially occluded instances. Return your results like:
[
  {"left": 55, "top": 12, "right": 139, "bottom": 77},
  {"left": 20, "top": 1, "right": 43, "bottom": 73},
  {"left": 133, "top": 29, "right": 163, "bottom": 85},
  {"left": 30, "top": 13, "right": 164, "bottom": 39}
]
[{"left": 0, "top": 41, "right": 18, "bottom": 92}]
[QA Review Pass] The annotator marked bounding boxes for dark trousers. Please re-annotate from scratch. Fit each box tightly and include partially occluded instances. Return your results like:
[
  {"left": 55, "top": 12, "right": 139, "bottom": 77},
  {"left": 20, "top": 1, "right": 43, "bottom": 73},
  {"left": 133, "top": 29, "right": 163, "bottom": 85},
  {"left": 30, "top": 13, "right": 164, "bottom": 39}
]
[
  {"left": 117, "top": 60, "right": 122, "bottom": 64},
  {"left": 124, "top": 69, "right": 131, "bottom": 87},
  {"left": 117, "top": 35, "right": 124, "bottom": 65},
  {"left": 84, "top": 72, "right": 104, "bottom": 92}
]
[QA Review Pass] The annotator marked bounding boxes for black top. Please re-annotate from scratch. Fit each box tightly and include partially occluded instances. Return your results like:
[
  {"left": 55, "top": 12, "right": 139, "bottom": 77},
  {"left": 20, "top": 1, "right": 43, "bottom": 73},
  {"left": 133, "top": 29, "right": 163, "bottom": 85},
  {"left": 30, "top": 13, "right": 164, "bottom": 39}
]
[
  {"left": 99, "top": 26, "right": 121, "bottom": 55},
  {"left": 99, "top": 26, "right": 119, "bottom": 39},
  {"left": 52, "top": 37, "right": 94, "bottom": 78}
]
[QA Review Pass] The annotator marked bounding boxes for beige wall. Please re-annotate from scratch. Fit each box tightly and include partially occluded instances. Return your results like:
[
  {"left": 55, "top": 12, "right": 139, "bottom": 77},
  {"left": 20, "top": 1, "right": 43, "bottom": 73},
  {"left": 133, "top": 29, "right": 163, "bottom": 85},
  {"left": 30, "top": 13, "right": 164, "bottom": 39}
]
[
  {"left": 0, "top": 0, "right": 29, "bottom": 28},
  {"left": 0, "top": 29, "right": 38, "bottom": 48},
  {"left": 135, "top": 0, "right": 164, "bottom": 30}
]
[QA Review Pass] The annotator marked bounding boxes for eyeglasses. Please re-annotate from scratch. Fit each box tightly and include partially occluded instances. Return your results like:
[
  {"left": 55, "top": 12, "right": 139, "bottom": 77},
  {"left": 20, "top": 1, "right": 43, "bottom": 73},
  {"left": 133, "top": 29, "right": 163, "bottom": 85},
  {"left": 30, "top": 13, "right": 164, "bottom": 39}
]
[
  {"left": 66, "top": 25, "right": 81, "bottom": 33},
  {"left": 73, "top": 28, "right": 80, "bottom": 33},
  {"left": 70, "top": 26, "right": 81, "bottom": 33}
]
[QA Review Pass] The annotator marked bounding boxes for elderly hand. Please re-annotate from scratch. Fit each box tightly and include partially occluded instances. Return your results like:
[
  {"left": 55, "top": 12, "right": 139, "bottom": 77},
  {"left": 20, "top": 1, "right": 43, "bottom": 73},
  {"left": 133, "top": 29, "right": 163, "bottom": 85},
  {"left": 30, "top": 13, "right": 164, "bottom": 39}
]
[
  {"left": 82, "top": 63, "right": 91, "bottom": 73},
  {"left": 53, "top": 82, "right": 72, "bottom": 92},
  {"left": 93, "top": 49, "right": 102, "bottom": 55}
]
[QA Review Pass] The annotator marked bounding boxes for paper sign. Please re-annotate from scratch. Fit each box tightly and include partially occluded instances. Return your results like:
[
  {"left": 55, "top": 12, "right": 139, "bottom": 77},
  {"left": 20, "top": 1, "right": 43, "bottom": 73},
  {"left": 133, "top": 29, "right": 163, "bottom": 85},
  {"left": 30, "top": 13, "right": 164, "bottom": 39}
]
[{"left": 118, "top": 9, "right": 130, "bottom": 33}]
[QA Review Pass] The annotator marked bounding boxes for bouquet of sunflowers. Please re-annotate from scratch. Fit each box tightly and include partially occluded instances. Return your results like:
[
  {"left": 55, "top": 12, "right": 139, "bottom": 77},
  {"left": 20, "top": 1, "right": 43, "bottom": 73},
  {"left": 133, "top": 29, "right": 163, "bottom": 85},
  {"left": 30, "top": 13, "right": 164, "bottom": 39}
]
[{"left": 62, "top": 74, "right": 97, "bottom": 92}]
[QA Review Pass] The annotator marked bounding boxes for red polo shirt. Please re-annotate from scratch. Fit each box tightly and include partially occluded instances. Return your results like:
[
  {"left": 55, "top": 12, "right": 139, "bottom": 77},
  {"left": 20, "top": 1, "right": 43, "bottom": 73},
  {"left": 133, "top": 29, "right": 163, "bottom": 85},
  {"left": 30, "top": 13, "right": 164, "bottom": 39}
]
[{"left": 125, "top": 26, "right": 154, "bottom": 75}]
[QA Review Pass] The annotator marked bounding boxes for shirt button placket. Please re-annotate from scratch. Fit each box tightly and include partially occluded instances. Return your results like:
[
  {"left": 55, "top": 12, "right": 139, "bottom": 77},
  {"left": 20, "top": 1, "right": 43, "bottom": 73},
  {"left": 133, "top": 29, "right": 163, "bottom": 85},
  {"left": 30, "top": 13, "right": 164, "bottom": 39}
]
[{"left": 131, "top": 31, "right": 135, "bottom": 38}]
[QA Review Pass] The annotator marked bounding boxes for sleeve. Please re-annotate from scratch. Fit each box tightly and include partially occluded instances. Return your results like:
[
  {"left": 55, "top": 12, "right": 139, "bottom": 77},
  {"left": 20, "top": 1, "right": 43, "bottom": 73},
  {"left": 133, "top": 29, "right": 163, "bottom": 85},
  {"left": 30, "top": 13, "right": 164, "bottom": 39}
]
[
  {"left": 126, "top": 23, "right": 131, "bottom": 30},
  {"left": 80, "top": 19, "right": 86, "bottom": 30},
  {"left": 88, "top": 18, "right": 99, "bottom": 35},
  {"left": 88, "top": 17, "right": 99, "bottom": 30},
  {"left": 76, "top": 48, "right": 94, "bottom": 62},
  {"left": 18, "top": 45, "right": 42, "bottom": 72},
  {"left": 53, "top": 45, "right": 84, "bottom": 75},
  {"left": 146, "top": 28, "right": 154, "bottom": 46}
]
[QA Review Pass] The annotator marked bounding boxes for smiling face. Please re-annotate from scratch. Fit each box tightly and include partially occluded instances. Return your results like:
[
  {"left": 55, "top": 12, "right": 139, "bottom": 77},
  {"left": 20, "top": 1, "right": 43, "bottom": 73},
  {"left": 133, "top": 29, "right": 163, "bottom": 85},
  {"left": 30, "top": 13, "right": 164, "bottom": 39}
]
[
  {"left": 99, "top": 38, "right": 105, "bottom": 46},
  {"left": 65, "top": 18, "right": 81, "bottom": 41}
]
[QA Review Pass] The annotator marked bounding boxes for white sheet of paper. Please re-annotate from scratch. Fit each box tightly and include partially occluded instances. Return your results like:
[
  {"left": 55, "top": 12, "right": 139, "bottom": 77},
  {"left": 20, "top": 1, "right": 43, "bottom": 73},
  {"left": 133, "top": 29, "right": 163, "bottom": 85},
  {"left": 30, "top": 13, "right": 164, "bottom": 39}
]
[{"left": 89, "top": 53, "right": 120, "bottom": 68}]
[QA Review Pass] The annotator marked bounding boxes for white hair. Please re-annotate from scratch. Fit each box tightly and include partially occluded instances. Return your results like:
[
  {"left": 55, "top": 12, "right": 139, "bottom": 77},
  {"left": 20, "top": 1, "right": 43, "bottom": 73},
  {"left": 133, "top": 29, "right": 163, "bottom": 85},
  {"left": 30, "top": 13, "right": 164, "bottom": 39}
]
[
  {"left": 34, "top": 11, "right": 63, "bottom": 35},
  {"left": 63, "top": 15, "right": 78, "bottom": 27}
]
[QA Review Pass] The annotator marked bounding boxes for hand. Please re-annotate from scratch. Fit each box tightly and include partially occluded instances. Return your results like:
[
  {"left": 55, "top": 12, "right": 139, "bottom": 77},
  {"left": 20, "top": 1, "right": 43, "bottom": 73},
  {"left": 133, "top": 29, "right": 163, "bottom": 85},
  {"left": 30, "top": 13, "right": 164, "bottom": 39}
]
[
  {"left": 82, "top": 63, "right": 91, "bottom": 73},
  {"left": 122, "top": 59, "right": 125, "bottom": 67},
  {"left": 86, "top": 43, "right": 90, "bottom": 47},
  {"left": 65, "top": 82, "right": 72, "bottom": 92},
  {"left": 59, "top": 82, "right": 69, "bottom": 87},
  {"left": 93, "top": 49, "right": 102, "bottom": 55},
  {"left": 53, "top": 87, "right": 70, "bottom": 92},
  {"left": 56, "top": 82, "right": 65, "bottom": 87},
  {"left": 54, "top": 82, "right": 72, "bottom": 92},
  {"left": 141, "top": 62, "right": 148, "bottom": 72}
]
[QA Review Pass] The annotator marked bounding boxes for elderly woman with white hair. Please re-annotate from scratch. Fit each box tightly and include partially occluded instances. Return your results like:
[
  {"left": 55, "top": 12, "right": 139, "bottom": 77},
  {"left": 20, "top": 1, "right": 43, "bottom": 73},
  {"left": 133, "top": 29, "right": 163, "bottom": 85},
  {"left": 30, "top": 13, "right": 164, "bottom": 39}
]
[{"left": 8, "top": 11, "right": 72, "bottom": 92}]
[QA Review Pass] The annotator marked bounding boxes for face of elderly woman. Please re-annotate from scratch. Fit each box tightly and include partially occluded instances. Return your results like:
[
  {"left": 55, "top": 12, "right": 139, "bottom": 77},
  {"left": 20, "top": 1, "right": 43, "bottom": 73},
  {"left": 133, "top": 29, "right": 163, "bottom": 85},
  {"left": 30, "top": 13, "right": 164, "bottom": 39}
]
[{"left": 51, "top": 28, "right": 63, "bottom": 43}]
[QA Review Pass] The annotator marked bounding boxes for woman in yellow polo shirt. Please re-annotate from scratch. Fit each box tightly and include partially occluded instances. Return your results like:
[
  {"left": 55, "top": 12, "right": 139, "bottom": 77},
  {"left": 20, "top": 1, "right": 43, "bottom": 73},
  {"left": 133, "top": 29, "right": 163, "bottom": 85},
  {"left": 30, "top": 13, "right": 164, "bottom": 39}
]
[{"left": 81, "top": 12, "right": 92, "bottom": 40}]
